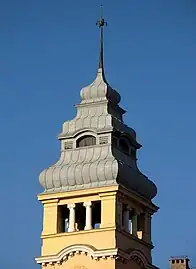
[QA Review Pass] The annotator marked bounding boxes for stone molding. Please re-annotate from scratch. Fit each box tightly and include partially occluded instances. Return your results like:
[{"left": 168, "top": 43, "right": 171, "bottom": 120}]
[
  {"left": 35, "top": 245, "right": 156, "bottom": 268},
  {"left": 35, "top": 245, "right": 118, "bottom": 266}
]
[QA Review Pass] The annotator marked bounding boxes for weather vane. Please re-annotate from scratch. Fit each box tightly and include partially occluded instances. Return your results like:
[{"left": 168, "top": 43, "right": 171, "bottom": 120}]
[{"left": 96, "top": 4, "right": 107, "bottom": 28}]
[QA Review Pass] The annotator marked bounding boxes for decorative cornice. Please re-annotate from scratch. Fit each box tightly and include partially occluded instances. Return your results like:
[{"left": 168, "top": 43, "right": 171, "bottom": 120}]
[
  {"left": 35, "top": 245, "right": 119, "bottom": 266},
  {"left": 38, "top": 185, "right": 119, "bottom": 202},
  {"left": 41, "top": 227, "right": 115, "bottom": 240},
  {"left": 35, "top": 245, "right": 156, "bottom": 268},
  {"left": 58, "top": 126, "right": 113, "bottom": 140},
  {"left": 118, "top": 185, "right": 159, "bottom": 213}
]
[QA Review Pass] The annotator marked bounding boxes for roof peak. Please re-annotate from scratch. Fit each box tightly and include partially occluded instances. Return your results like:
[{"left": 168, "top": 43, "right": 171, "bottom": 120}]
[{"left": 78, "top": 8, "right": 121, "bottom": 107}]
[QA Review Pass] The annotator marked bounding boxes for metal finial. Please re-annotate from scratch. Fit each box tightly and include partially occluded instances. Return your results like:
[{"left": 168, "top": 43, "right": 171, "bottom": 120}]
[{"left": 96, "top": 5, "right": 107, "bottom": 69}]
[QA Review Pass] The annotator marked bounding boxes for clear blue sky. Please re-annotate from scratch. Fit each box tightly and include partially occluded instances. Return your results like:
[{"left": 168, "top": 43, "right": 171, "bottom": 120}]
[{"left": 0, "top": 1, "right": 196, "bottom": 268}]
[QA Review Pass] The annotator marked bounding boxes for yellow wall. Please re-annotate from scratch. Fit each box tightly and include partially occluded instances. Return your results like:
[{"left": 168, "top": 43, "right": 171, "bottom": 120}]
[
  {"left": 40, "top": 187, "right": 117, "bottom": 256},
  {"left": 42, "top": 228, "right": 116, "bottom": 256},
  {"left": 116, "top": 230, "right": 152, "bottom": 263},
  {"left": 37, "top": 186, "right": 156, "bottom": 269}
]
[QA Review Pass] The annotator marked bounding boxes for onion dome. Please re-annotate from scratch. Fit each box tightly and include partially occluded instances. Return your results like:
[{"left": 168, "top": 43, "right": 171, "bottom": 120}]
[{"left": 39, "top": 12, "right": 157, "bottom": 201}]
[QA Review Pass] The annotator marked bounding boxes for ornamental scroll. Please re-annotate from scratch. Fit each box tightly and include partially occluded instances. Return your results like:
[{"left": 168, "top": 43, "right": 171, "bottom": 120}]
[{"left": 130, "top": 255, "right": 145, "bottom": 269}]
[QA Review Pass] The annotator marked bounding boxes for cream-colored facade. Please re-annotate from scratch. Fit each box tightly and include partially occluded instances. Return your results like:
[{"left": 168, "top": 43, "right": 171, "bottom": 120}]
[
  {"left": 36, "top": 13, "right": 159, "bottom": 269},
  {"left": 36, "top": 185, "right": 158, "bottom": 269},
  {"left": 169, "top": 257, "right": 190, "bottom": 269}
]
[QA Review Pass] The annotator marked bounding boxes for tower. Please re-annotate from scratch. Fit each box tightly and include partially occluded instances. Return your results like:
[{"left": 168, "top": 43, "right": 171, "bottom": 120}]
[
  {"left": 170, "top": 257, "right": 190, "bottom": 269},
  {"left": 36, "top": 9, "right": 159, "bottom": 269}
]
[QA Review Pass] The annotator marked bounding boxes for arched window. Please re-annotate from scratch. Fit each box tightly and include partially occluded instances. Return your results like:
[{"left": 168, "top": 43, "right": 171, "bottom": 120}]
[{"left": 76, "top": 135, "right": 96, "bottom": 148}]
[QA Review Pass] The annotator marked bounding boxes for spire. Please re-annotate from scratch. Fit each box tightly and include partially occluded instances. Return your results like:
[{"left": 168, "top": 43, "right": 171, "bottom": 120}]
[
  {"left": 79, "top": 5, "right": 121, "bottom": 107},
  {"left": 96, "top": 5, "right": 107, "bottom": 70}
]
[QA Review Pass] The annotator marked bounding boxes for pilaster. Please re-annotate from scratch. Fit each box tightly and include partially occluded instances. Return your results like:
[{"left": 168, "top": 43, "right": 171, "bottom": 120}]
[
  {"left": 99, "top": 192, "right": 117, "bottom": 228},
  {"left": 42, "top": 199, "right": 59, "bottom": 236}
]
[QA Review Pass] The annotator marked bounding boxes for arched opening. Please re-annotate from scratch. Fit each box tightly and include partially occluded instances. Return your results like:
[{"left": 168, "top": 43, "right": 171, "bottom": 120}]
[{"left": 76, "top": 135, "right": 96, "bottom": 148}]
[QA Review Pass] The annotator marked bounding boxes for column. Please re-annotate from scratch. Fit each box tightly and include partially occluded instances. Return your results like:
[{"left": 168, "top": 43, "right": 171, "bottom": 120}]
[
  {"left": 147, "top": 213, "right": 152, "bottom": 242},
  {"left": 132, "top": 209, "right": 138, "bottom": 237},
  {"left": 143, "top": 212, "right": 152, "bottom": 243},
  {"left": 123, "top": 206, "right": 130, "bottom": 232},
  {"left": 68, "top": 203, "right": 76, "bottom": 232},
  {"left": 129, "top": 208, "right": 133, "bottom": 234},
  {"left": 84, "top": 202, "right": 92, "bottom": 230}
]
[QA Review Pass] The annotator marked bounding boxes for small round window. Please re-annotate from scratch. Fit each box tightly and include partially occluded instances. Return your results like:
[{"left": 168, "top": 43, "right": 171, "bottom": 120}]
[{"left": 76, "top": 135, "right": 96, "bottom": 148}]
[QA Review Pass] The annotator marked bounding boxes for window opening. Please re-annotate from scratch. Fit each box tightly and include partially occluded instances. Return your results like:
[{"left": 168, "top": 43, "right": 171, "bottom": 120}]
[
  {"left": 137, "top": 213, "right": 145, "bottom": 239},
  {"left": 137, "top": 213, "right": 145, "bottom": 231},
  {"left": 75, "top": 203, "right": 86, "bottom": 231},
  {"left": 76, "top": 135, "right": 96, "bottom": 148},
  {"left": 92, "top": 201, "right": 101, "bottom": 229},
  {"left": 57, "top": 205, "right": 69, "bottom": 233},
  {"left": 122, "top": 203, "right": 128, "bottom": 227}
]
